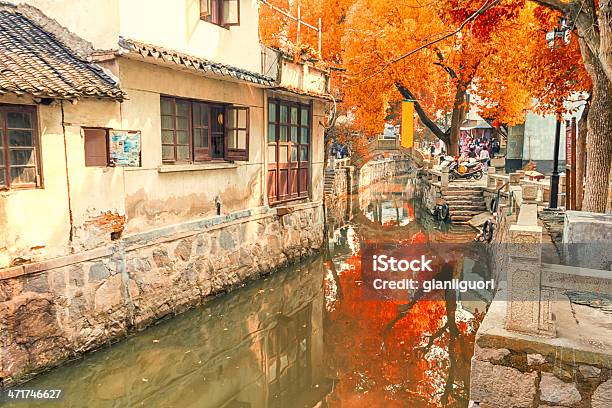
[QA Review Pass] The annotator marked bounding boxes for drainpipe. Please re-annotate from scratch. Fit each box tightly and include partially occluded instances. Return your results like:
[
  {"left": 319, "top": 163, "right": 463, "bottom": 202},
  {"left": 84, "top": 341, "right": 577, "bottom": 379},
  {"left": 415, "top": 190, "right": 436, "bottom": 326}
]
[{"left": 60, "top": 100, "right": 74, "bottom": 245}]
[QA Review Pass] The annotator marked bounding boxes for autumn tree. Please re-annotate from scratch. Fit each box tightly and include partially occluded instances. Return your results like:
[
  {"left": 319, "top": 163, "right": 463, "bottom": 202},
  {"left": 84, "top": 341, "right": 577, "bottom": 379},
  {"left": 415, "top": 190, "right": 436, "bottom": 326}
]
[{"left": 528, "top": 0, "right": 611, "bottom": 212}]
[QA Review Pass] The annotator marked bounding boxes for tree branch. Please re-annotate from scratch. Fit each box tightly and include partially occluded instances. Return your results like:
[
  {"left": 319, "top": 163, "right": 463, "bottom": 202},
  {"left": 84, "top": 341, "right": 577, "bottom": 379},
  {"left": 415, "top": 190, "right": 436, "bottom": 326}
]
[{"left": 395, "top": 81, "right": 451, "bottom": 146}]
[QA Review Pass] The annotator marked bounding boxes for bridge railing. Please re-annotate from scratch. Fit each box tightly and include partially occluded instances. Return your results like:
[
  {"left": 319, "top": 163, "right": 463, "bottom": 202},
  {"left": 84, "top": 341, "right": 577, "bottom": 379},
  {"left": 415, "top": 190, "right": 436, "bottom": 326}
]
[{"left": 503, "top": 203, "right": 611, "bottom": 338}]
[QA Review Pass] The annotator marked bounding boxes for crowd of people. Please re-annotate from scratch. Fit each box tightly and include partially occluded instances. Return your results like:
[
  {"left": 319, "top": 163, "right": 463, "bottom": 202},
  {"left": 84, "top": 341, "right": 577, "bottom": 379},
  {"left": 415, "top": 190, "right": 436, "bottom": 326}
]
[{"left": 428, "top": 134, "right": 501, "bottom": 171}]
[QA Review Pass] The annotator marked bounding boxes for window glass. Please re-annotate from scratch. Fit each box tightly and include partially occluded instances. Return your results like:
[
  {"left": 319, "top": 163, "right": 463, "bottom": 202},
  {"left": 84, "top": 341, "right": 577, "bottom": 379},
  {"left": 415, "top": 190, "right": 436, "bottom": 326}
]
[
  {"left": 0, "top": 105, "right": 40, "bottom": 189},
  {"left": 269, "top": 102, "right": 276, "bottom": 122},
  {"left": 161, "top": 116, "right": 174, "bottom": 129},
  {"left": 160, "top": 97, "right": 248, "bottom": 163},
  {"left": 291, "top": 146, "right": 298, "bottom": 162},
  {"left": 290, "top": 107, "right": 298, "bottom": 124},
  {"left": 194, "top": 128, "right": 208, "bottom": 147},
  {"left": 177, "top": 101, "right": 190, "bottom": 117},
  {"left": 177, "top": 131, "right": 189, "bottom": 145},
  {"left": 161, "top": 98, "right": 174, "bottom": 115},
  {"left": 268, "top": 145, "right": 276, "bottom": 163},
  {"left": 177, "top": 145, "right": 190, "bottom": 160},
  {"left": 300, "top": 128, "right": 309, "bottom": 144},
  {"left": 161, "top": 130, "right": 174, "bottom": 144},
  {"left": 9, "top": 149, "right": 35, "bottom": 165},
  {"left": 236, "top": 130, "right": 247, "bottom": 149},
  {"left": 9, "top": 130, "right": 33, "bottom": 146},
  {"left": 238, "top": 109, "right": 247, "bottom": 128},
  {"left": 177, "top": 117, "right": 189, "bottom": 130},
  {"left": 268, "top": 124, "right": 276, "bottom": 142},
  {"left": 194, "top": 103, "right": 209, "bottom": 126},
  {"left": 280, "top": 126, "right": 288, "bottom": 142},
  {"left": 10, "top": 167, "right": 36, "bottom": 185},
  {"left": 280, "top": 105, "right": 288, "bottom": 123},
  {"left": 7, "top": 112, "right": 32, "bottom": 128},
  {"left": 267, "top": 101, "right": 312, "bottom": 204},
  {"left": 162, "top": 145, "right": 174, "bottom": 160}
]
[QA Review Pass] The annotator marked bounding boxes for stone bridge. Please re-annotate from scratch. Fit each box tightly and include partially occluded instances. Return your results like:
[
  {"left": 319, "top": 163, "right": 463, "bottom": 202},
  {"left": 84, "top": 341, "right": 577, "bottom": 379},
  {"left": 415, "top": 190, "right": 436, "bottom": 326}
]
[{"left": 350, "top": 138, "right": 424, "bottom": 170}]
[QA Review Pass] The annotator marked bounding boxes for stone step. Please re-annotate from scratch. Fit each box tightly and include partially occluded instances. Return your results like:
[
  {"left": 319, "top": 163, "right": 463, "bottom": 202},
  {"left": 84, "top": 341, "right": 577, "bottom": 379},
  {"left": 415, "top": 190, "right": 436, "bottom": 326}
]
[
  {"left": 442, "top": 186, "right": 484, "bottom": 191},
  {"left": 449, "top": 210, "right": 484, "bottom": 216},
  {"left": 449, "top": 205, "right": 487, "bottom": 211},
  {"left": 442, "top": 190, "right": 484, "bottom": 197},
  {"left": 450, "top": 215, "right": 475, "bottom": 222},
  {"left": 445, "top": 199, "right": 486, "bottom": 205}
]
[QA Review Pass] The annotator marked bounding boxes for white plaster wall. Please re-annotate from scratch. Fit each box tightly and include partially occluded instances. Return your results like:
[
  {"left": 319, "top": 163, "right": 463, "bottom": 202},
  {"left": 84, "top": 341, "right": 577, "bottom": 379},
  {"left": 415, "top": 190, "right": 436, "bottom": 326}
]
[
  {"left": 118, "top": 0, "right": 262, "bottom": 73},
  {"left": 21, "top": 0, "right": 262, "bottom": 73},
  {"left": 19, "top": 0, "right": 121, "bottom": 51},
  {"left": 522, "top": 112, "right": 567, "bottom": 162},
  {"left": 0, "top": 95, "right": 123, "bottom": 268},
  {"left": 118, "top": 58, "right": 266, "bottom": 233}
]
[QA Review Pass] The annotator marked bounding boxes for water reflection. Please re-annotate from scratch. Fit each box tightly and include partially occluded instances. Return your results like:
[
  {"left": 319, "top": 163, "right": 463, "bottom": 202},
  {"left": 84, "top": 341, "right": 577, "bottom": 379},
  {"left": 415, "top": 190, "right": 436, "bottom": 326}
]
[
  {"left": 323, "top": 175, "right": 486, "bottom": 407},
  {"left": 5, "top": 258, "right": 332, "bottom": 408},
  {"left": 7, "top": 175, "right": 487, "bottom": 408}
]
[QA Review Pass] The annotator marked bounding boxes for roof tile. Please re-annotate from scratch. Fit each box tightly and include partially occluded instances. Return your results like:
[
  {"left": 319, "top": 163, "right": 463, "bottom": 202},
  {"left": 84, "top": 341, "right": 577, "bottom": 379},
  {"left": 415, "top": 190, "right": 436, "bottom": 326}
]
[{"left": 0, "top": 6, "right": 124, "bottom": 100}]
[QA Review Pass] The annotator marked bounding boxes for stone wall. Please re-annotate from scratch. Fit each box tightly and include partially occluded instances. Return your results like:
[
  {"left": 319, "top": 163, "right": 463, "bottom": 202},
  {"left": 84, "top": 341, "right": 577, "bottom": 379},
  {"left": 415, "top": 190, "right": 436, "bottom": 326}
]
[
  {"left": 0, "top": 203, "right": 324, "bottom": 387},
  {"left": 470, "top": 300, "right": 612, "bottom": 408},
  {"left": 358, "top": 158, "right": 412, "bottom": 190}
]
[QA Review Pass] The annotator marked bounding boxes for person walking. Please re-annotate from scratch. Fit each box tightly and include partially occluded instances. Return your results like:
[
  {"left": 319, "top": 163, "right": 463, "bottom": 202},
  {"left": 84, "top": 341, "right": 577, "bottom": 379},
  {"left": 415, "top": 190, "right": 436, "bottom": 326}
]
[{"left": 479, "top": 144, "right": 491, "bottom": 171}]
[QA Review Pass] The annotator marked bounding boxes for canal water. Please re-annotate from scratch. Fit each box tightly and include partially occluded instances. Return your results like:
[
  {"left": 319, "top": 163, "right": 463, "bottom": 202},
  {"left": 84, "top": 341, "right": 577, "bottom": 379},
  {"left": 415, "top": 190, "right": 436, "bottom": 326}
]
[{"left": 6, "top": 175, "right": 491, "bottom": 408}]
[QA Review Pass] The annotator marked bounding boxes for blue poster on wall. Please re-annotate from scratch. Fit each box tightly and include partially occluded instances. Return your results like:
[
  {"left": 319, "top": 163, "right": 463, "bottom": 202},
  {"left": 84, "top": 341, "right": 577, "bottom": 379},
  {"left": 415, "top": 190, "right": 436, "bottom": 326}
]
[{"left": 109, "top": 130, "right": 141, "bottom": 167}]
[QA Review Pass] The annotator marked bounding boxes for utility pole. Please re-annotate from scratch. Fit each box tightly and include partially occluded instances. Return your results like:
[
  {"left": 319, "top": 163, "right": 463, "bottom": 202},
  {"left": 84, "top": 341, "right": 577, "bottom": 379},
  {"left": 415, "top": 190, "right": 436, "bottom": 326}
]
[
  {"left": 547, "top": 18, "right": 568, "bottom": 209},
  {"left": 549, "top": 119, "right": 561, "bottom": 208}
]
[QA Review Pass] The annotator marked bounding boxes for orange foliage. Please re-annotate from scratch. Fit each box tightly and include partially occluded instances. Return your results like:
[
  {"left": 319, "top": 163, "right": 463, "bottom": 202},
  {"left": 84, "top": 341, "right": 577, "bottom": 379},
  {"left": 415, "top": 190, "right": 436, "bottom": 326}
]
[
  {"left": 260, "top": 0, "right": 590, "bottom": 141},
  {"left": 323, "top": 240, "right": 481, "bottom": 407}
]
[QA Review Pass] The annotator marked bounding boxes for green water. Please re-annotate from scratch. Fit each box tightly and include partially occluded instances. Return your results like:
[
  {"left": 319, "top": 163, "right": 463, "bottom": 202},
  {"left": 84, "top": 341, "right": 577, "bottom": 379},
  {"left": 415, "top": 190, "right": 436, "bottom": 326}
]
[{"left": 3, "top": 175, "right": 489, "bottom": 408}]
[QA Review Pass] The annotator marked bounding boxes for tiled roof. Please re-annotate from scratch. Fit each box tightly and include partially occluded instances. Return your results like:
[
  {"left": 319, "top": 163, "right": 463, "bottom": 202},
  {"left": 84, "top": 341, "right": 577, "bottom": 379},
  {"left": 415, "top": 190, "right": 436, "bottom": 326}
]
[
  {"left": 0, "top": 5, "right": 124, "bottom": 100},
  {"left": 118, "top": 38, "right": 276, "bottom": 87}
]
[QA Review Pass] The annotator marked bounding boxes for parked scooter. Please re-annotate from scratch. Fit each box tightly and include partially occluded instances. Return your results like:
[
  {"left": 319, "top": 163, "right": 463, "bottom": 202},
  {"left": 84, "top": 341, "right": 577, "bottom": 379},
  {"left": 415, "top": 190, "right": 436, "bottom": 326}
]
[{"left": 448, "top": 157, "right": 485, "bottom": 180}]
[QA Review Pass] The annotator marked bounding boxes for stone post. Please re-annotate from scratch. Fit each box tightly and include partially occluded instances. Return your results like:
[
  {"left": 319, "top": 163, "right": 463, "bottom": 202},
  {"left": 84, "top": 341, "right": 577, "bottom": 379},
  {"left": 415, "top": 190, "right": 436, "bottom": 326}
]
[
  {"left": 522, "top": 184, "right": 538, "bottom": 201},
  {"left": 441, "top": 166, "right": 449, "bottom": 187},
  {"left": 487, "top": 171, "right": 496, "bottom": 189},
  {"left": 509, "top": 172, "right": 521, "bottom": 186},
  {"left": 505, "top": 204, "right": 555, "bottom": 337}
]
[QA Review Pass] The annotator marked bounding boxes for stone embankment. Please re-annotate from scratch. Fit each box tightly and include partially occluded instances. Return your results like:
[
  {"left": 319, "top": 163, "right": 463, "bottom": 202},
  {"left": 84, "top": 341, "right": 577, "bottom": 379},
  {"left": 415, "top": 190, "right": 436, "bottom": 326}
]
[{"left": 0, "top": 204, "right": 323, "bottom": 387}]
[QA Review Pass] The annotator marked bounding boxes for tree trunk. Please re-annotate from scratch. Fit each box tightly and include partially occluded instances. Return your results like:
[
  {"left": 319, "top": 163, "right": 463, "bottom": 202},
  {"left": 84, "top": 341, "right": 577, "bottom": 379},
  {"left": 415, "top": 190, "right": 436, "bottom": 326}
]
[
  {"left": 581, "top": 48, "right": 612, "bottom": 213},
  {"left": 448, "top": 84, "right": 467, "bottom": 156},
  {"left": 575, "top": 98, "right": 589, "bottom": 210}
]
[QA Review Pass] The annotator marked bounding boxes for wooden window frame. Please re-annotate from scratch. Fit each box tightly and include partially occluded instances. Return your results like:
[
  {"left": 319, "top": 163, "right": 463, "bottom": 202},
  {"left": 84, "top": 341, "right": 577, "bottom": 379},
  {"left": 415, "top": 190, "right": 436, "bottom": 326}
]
[
  {"left": 83, "top": 127, "right": 110, "bottom": 167},
  {"left": 267, "top": 99, "right": 311, "bottom": 205},
  {"left": 200, "top": 0, "right": 240, "bottom": 28},
  {"left": 160, "top": 96, "right": 249, "bottom": 164},
  {"left": 225, "top": 106, "right": 249, "bottom": 161},
  {"left": 0, "top": 103, "right": 42, "bottom": 191}
]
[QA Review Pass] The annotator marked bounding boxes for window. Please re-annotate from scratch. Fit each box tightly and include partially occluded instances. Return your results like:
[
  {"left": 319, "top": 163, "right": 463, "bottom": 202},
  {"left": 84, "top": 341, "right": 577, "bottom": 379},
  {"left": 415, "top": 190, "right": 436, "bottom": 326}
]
[
  {"left": 0, "top": 104, "right": 41, "bottom": 190},
  {"left": 160, "top": 96, "right": 249, "bottom": 163},
  {"left": 200, "top": 0, "right": 240, "bottom": 27},
  {"left": 83, "top": 128, "right": 109, "bottom": 167},
  {"left": 267, "top": 99, "right": 311, "bottom": 203}
]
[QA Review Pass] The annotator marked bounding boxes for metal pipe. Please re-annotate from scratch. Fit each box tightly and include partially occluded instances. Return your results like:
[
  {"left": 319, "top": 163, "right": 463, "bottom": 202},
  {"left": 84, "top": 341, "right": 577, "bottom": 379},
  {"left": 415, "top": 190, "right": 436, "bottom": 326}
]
[
  {"left": 297, "top": 5, "right": 301, "bottom": 44},
  {"left": 318, "top": 18, "right": 322, "bottom": 55},
  {"left": 259, "top": 0, "right": 319, "bottom": 30}
]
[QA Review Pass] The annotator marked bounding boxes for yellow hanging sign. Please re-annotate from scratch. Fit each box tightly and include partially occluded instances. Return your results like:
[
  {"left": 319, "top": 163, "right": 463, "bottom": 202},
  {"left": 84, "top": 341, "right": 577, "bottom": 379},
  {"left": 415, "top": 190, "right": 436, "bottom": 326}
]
[{"left": 401, "top": 101, "right": 414, "bottom": 148}]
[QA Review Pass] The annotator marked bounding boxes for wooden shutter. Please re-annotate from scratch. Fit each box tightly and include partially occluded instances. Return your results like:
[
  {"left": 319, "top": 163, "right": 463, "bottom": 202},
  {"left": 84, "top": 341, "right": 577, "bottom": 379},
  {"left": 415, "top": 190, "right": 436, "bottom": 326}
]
[
  {"left": 225, "top": 106, "right": 249, "bottom": 161},
  {"left": 84, "top": 128, "right": 108, "bottom": 167},
  {"left": 222, "top": 0, "right": 240, "bottom": 26},
  {"left": 193, "top": 102, "right": 211, "bottom": 161},
  {"left": 200, "top": 0, "right": 211, "bottom": 19}
]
